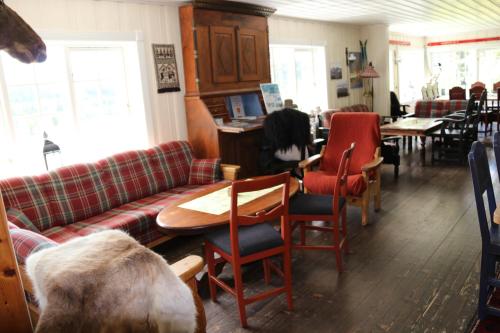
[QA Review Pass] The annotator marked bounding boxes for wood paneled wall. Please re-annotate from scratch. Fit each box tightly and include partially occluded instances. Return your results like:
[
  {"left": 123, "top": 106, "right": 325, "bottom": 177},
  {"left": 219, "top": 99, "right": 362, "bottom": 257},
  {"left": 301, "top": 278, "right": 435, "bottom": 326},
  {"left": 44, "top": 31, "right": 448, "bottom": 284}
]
[
  {"left": 5, "top": 0, "right": 188, "bottom": 144},
  {"left": 268, "top": 16, "right": 363, "bottom": 109}
]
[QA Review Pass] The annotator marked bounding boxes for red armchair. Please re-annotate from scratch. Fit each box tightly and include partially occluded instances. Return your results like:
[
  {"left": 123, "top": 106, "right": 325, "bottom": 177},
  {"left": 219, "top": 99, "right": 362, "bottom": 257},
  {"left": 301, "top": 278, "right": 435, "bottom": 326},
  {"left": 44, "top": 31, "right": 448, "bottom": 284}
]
[{"left": 300, "top": 113, "right": 383, "bottom": 226}]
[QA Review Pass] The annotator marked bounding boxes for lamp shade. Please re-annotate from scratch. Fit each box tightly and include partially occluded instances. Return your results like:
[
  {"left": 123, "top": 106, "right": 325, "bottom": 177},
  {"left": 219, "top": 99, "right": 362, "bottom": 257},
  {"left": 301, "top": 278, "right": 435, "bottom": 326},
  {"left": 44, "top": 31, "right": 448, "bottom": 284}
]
[{"left": 360, "top": 62, "right": 380, "bottom": 78}]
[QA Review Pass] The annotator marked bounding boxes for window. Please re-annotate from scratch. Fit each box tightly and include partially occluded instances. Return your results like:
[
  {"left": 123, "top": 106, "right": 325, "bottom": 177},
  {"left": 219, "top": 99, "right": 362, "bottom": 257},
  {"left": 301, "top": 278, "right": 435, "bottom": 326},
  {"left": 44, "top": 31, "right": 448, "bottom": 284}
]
[
  {"left": 0, "top": 40, "right": 148, "bottom": 178},
  {"left": 389, "top": 47, "right": 425, "bottom": 103},
  {"left": 270, "top": 44, "right": 328, "bottom": 112}
]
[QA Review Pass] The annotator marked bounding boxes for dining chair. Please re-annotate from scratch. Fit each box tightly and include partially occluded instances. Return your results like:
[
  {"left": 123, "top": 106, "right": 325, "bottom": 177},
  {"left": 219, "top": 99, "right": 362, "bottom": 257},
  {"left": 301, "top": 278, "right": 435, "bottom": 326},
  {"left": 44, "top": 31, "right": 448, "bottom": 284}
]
[
  {"left": 449, "top": 86, "right": 466, "bottom": 100},
  {"left": 204, "top": 172, "right": 292, "bottom": 327},
  {"left": 494, "top": 132, "right": 500, "bottom": 179},
  {"left": 468, "top": 141, "right": 500, "bottom": 320},
  {"left": 289, "top": 143, "right": 355, "bottom": 272}
]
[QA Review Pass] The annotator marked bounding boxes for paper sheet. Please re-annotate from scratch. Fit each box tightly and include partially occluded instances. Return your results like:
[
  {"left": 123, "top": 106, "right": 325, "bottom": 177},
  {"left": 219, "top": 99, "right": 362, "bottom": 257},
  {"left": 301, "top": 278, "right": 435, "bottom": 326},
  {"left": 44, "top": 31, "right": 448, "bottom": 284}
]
[{"left": 178, "top": 184, "right": 283, "bottom": 215}]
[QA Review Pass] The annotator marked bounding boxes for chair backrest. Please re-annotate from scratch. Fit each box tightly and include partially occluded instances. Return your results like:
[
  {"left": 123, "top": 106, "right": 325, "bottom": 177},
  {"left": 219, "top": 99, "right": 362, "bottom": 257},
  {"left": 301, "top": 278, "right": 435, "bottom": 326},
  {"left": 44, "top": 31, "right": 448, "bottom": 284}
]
[
  {"left": 390, "top": 91, "right": 401, "bottom": 118},
  {"left": 322, "top": 112, "right": 380, "bottom": 174},
  {"left": 494, "top": 132, "right": 500, "bottom": 181},
  {"left": 493, "top": 81, "right": 500, "bottom": 92},
  {"left": 468, "top": 141, "right": 497, "bottom": 248},
  {"left": 471, "top": 81, "right": 486, "bottom": 89},
  {"left": 229, "top": 172, "right": 290, "bottom": 257},
  {"left": 333, "top": 143, "right": 355, "bottom": 210},
  {"left": 470, "top": 85, "right": 486, "bottom": 101},
  {"left": 449, "top": 86, "right": 466, "bottom": 100},
  {"left": 478, "top": 89, "right": 487, "bottom": 112}
]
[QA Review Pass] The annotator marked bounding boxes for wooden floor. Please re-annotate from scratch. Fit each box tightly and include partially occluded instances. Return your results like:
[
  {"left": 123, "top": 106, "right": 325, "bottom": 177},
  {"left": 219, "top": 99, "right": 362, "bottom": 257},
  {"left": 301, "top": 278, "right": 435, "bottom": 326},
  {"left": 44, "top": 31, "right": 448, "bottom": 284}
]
[{"left": 156, "top": 139, "right": 494, "bottom": 332}]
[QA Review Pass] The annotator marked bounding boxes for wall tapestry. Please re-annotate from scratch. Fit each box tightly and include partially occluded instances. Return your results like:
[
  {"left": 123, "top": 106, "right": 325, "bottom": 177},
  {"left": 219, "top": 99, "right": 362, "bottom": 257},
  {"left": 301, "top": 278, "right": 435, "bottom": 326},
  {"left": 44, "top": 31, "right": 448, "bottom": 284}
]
[
  {"left": 152, "top": 44, "right": 180, "bottom": 93},
  {"left": 348, "top": 51, "right": 363, "bottom": 89}
]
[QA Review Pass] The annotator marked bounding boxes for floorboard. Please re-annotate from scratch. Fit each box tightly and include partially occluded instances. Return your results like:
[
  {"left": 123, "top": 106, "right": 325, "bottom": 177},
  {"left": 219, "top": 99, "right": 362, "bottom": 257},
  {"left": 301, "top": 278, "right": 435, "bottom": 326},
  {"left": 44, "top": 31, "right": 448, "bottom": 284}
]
[{"left": 154, "top": 140, "right": 493, "bottom": 332}]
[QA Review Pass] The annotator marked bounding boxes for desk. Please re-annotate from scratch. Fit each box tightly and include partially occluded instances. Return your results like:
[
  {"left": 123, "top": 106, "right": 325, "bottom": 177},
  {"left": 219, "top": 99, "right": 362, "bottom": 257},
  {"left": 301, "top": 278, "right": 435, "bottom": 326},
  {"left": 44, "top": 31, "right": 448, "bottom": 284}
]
[
  {"left": 381, "top": 118, "right": 442, "bottom": 165},
  {"left": 157, "top": 177, "right": 299, "bottom": 234}
]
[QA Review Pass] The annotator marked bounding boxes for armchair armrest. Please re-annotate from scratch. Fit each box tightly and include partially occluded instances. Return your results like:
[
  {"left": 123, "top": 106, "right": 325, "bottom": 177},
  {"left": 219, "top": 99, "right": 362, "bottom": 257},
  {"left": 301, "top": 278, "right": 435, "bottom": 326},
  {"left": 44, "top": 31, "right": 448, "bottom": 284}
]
[
  {"left": 170, "top": 255, "right": 204, "bottom": 283},
  {"left": 298, "top": 153, "right": 323, "bottom": 169},
  {"left": 361, "top": 157, "right": 384, "bottom": 172},
  {"left": 221, "top": 164, "right": 240, "bottom": 181}
]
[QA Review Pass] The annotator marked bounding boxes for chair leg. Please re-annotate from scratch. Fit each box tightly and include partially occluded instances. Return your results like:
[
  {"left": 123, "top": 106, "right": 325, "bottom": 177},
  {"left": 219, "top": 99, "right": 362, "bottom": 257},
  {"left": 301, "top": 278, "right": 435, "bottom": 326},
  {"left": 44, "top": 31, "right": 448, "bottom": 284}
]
[
  {"left": 478, "top": 252, "right": 491, "bottom": 320},
  {"left": 332, "top": 216, "right": 343, "bottom": 273},
  {"left": 374, "top": 180, "right": 381, "bottom": 212},
  {"left": 341, "top": 206, "right": 348, "bottom": 253},
  {"left": 263, "top": 258, "right": 271, "bottom": 285},
  {"left": 233, "top": 263, "right": 248, "bottom": 327},
  {"left": 283, "top": 250, "right": 293, "bottom": 311},
  {"left": 204, "top": 243, "right": 218, "bottom": 302},
  {"left": 361, "top": 191, "right": 369, "bottom": 226}
]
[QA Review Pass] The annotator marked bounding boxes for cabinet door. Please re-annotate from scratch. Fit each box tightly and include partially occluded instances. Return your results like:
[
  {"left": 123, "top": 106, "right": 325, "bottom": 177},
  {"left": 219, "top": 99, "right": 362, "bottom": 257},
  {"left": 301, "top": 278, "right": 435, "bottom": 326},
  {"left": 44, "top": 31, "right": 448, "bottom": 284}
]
[
  {"left": 237, "top": 28, "right": 263, "bottom": 82},
  {"left": 209, "top": 26, "right": 238, "bottom": 83}
]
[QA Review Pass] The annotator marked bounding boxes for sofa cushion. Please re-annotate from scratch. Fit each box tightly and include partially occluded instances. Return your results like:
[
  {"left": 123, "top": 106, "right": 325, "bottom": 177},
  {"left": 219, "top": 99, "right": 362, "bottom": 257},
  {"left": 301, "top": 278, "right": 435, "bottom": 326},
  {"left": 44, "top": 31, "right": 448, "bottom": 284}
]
[
  {"left": 6, "top": 208, "right": 40, "bottom": 232},
  {"left": 447, "top": 100, "right": 468, "bottom": 113},
  {"left": 42, "top": 183, "right": 220, "bottom": 244},
  {"left": 414, "top": 101, "right": 450, "bottom": 118},
  {"left": 10, "top": 227, "right": 57, "bottom": 264},
  {"left": 303, "top": 170, "right": 367, "bottom": 197},
  {"left": 152, "top": 141, "right": 194, "bottom": 189},
  {"left": 340, "top": 104, "right": 370, "bottom": 113},
  {"left": 44, "top": 163, "right": 118, "bottom": 227},
  {"left": 188, "top": 158, "right": 221, "bottom": 185},
  {"left": 0, "top": 174, "right": 55, "bottom": 231}
]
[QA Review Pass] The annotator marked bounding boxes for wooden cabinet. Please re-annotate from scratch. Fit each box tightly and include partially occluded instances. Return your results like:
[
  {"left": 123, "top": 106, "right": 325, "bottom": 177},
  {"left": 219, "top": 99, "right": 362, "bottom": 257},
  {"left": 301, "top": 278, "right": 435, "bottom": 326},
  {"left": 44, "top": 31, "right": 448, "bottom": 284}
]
[{"left": 179, "top": 0, "right": 275, "bottom": 178}]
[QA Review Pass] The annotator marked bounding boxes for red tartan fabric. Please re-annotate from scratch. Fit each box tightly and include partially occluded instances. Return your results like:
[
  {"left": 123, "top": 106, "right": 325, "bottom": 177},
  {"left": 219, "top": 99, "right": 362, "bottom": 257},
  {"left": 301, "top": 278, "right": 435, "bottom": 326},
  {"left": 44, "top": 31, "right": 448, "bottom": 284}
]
[
  {"left": 8, "top": 221, "right": 19, "bottom": 229},
  {"left": 339, "top": 104, "right": 370, "bottom": 113},
  {"left": 414, "top": 100, "right": 451, "bottom": 118},
  {"left": 188, "top": 158, "right": 221, "bottom": 185},
  {"left": 9, "top": 228, "right": 57, "bottom": 264},
  {"left": 6, "top": 208, "right": 40, "bottom": 232},
  {"left": 447, "top": 100, "right": 468, "bottom": 113},
  {"left": 41, "top": 184, "right": 217, "bottom": 244}
]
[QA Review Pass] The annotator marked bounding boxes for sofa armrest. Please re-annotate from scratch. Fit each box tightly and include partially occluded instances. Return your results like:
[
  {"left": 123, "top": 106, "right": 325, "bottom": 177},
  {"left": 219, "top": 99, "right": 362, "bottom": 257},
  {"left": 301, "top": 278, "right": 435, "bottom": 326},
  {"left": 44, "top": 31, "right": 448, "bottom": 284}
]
[
  {"left": 220, "top": 164, "right": 240, "bottom": 181},
  {"left": 170, "top": 255, "right": 204, "bottom": 283}
]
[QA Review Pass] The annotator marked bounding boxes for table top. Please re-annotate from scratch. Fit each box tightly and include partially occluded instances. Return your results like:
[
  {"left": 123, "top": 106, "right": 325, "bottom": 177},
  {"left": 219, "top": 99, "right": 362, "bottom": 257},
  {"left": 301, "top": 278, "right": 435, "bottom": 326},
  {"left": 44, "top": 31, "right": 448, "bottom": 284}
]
[
  {"left": 381, "top": 118, "right": 442, "bottom": 135},
  {"left": 156, "top": 177, "right": 300, "bottom": 233}
]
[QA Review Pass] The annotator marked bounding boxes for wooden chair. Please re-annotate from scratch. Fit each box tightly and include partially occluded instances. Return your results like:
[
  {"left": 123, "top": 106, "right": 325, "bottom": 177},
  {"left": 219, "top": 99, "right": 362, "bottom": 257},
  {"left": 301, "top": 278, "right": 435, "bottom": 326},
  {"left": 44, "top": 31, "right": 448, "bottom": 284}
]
[
  {"left": 289, "top": 143, "right": 354, "bottom": 272},
  {"left": 494, "top": 132, "right": 500, "bottom": 179},
  {"left": 301, "top": 112, "right": 383, "bottom": 226},
  {"left": 449, "top": 86, "right": 466, "bottom": 100},
  {"left": 204, "top": 172, "right": 292, "bottom": 327},
  {"left": 471, "top": 81, "right": 486, "bottom": 89},
  {"left": 468, "top": 141, "right": 500, "bottom": 320}
]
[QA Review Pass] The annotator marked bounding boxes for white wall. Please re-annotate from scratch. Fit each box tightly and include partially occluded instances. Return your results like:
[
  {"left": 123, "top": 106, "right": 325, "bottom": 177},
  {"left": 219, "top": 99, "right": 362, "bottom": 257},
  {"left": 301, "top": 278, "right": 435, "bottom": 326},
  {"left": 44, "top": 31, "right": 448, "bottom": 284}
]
[
  {"left": 268, "top": 16, "right": 363, "bottom": 109},
  {"left": 5, "top": 0, "right": 187, "bottom": 145},
  {"left": 361, "top": 24, "right": 390, "bottom": 116}
]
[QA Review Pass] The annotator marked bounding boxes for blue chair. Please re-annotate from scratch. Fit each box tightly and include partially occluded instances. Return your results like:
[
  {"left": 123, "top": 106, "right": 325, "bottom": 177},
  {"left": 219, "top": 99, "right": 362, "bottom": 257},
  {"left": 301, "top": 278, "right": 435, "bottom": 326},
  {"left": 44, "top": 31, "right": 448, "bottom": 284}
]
[
  {"left": 468, "top": 141, "right": 500, "bottom": 319},
  {"left": 494, "top": 132, "right": 500, "bottom": 178}
]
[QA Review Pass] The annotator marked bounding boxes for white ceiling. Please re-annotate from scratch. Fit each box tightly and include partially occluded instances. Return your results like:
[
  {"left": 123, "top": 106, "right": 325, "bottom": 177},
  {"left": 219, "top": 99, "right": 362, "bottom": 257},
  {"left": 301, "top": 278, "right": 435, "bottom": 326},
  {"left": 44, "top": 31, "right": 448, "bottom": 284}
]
[
  {"left": 240, "top": 0, "right": 500, "bottom": 36},
  {"left": 170, "top": 0, "right": 500, "bottom": 36}
]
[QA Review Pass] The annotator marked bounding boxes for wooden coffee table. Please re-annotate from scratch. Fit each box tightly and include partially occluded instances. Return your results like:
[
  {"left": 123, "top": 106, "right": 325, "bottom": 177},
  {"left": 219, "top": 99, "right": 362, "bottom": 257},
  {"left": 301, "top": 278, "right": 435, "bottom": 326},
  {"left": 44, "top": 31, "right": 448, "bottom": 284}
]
[
  {"left": 157, "top": 177, "right": 299, "bottom": 234},
  {"left": 381, "top": 117, "right": 442, "bottom": 165}
]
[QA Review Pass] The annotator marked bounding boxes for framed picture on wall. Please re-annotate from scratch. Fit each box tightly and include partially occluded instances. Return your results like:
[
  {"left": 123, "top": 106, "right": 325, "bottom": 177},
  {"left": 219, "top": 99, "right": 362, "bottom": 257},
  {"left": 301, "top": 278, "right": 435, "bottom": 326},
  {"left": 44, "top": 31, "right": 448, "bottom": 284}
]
[
  {"left": 330, "top": 65, "right": 342, "bottom": 80},
  {"left": 348, "top": 52, "right": 363, "bottom": 89},
  {"left": 152, "top": 44, "right": 181, "bottom": 93}
]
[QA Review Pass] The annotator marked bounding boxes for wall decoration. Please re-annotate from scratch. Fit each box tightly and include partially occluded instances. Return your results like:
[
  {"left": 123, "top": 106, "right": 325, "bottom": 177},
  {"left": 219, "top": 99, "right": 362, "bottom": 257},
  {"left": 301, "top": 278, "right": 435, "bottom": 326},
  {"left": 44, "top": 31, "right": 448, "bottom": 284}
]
[
  {"left": 337, "top": 80, "right": 349, "bottom": 98},
  {"left": 152, "top": 44, "right": 180, "bottom": 93},
  {"left": 348, "top": 51, "right": 363, "bottom": 89},
  {"left": 330, "top": 65, "right": 342, "bottom": 80}
]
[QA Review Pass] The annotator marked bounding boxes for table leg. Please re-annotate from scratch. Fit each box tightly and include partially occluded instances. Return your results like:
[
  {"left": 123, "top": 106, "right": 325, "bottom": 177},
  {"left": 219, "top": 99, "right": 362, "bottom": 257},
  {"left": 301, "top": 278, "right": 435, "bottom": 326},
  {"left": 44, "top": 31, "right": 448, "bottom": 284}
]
[{"left": 420, "top": 136, "right": 426, "bottom": 166}]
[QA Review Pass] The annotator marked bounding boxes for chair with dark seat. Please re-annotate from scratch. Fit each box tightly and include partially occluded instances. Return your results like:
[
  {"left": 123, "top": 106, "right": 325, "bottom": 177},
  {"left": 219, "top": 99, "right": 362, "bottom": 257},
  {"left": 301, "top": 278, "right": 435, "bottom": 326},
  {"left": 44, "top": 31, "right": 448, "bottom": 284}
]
[
  {"left": 430, "top": 97, "right": 477, "bottom": 164},
  {"left": 390, "top": 91, "right": 409, "bottom": 121},
  {"left": 204, "top": 172, "right": 292, "bottom": 327},
  {"left": 259, "top": 108, "right": 311, "bottom": 179},
  {"left": 289, "top": 143, "right": 354, "bottom": 272},
  {"left": 300, "top": 112, "right": 383, "bottom": 226},
  {"left": 468, "top": 141, "right": 500, "bottom": 320},
  {"left": 449, "top": 86, "right": 466, "bottom": 100}
]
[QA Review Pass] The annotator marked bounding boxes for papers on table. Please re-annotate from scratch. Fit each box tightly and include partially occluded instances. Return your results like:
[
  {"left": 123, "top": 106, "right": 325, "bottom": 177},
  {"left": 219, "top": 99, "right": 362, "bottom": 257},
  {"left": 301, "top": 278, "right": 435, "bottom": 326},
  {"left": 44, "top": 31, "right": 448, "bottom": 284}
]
[{"left": 178, "top": 184, "right": 283, "bottom": 215}]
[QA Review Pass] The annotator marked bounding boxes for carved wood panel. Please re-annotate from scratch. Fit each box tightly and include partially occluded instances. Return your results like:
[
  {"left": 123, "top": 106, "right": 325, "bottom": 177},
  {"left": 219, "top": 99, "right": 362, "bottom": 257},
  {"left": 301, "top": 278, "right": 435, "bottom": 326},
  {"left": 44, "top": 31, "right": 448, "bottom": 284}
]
[
  {"left": 209, "top": 26, "right": 238, "bottom": 83},
  {"left": 237, "top": 28, "right": 261, "bottom": 81}
]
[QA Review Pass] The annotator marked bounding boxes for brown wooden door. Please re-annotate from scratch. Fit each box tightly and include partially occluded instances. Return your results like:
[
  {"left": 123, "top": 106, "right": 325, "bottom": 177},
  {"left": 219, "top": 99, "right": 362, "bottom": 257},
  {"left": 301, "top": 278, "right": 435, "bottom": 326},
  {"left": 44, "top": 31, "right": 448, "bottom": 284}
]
[
  {"left": 237, "top": 28, "right": 263, "bottom": 82},
  {"left": 209, "top": 26, "right": 238, "bottom": 84}
]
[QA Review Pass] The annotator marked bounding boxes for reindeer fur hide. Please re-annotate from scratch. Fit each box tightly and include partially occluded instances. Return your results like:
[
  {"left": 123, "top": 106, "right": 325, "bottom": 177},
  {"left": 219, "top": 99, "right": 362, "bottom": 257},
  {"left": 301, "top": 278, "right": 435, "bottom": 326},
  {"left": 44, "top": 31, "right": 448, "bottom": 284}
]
[{"left": 26, "top": 230, "right": 197, "bottom": 333}]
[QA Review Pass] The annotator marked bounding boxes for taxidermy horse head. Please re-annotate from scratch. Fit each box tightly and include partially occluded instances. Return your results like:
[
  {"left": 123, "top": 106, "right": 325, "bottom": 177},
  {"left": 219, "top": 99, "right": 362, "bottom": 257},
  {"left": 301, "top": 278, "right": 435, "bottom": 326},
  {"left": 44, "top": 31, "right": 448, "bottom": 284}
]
[{"left": 0, "top": 0, "right": 46, "bottom": 63}]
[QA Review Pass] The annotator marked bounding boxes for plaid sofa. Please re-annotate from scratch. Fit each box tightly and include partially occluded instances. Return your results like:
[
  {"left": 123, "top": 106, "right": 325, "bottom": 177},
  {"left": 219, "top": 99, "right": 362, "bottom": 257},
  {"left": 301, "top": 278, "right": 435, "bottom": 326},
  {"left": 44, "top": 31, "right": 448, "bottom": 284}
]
[
  {"left": 320, "top": 104, "right": 370, "bottom": 129},
  {"left": 414, "top": 100, "right": 468, "bottom": 118},
  {"left": 2, "top": 141, "right": 226, "bottom": 264}
]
